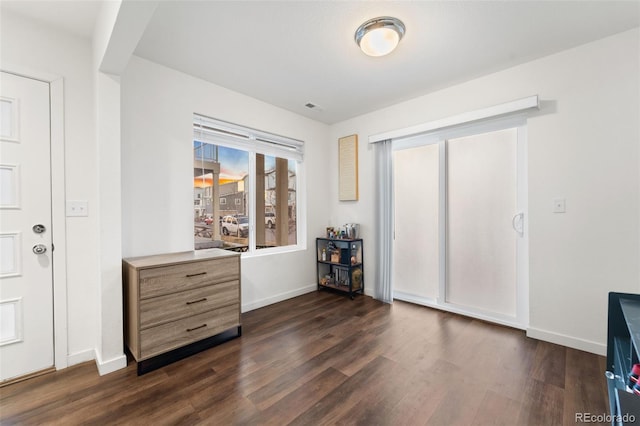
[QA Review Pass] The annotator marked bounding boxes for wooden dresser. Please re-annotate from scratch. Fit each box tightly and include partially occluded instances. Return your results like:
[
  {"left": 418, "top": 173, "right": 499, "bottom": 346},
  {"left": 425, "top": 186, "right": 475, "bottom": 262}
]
[{"left": 123, "top": 249, "right": 241, "bottom": 374}]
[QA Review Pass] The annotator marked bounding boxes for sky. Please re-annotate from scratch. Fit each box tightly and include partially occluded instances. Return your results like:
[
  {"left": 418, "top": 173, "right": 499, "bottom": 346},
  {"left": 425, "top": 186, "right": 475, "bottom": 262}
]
[
  {"left": 195, "top": 141, "right": 296, "bottom": 184},
  {"left": 218, "top": 145, "right": 249, "bottom": 182}
]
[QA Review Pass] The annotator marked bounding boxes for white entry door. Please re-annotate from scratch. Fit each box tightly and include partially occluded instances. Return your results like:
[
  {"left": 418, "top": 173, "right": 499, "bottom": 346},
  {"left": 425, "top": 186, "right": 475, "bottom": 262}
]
[{"left": 0, "top": 71, "right": 54, "bottom": 382}]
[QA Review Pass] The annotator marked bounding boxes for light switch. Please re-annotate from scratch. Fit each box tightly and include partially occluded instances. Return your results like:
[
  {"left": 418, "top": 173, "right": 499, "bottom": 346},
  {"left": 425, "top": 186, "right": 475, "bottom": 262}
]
[
  {"left": 553, "top": 198, "right": 566, "bottom": 213},
  {"left": 66, "top": 200, "right": 88, "bottom": 217}
]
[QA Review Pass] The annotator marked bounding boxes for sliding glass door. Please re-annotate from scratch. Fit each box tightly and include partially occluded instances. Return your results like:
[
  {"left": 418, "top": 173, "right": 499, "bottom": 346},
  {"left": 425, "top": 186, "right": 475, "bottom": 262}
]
[
  {"left": 392, "top": 143, "right": 439, "bottom": 302},
  {"left": 446, "top": 128, "right": 518, "bottom": 318},
  {"left": 392, "top": 122, "right": 528, "bottom": 328}
]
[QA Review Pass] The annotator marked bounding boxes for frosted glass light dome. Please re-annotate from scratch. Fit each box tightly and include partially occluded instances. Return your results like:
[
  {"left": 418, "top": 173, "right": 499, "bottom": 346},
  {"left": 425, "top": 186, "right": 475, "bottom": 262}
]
[{"left": 355, "top": 17, "right": 406, "bottom": 57}]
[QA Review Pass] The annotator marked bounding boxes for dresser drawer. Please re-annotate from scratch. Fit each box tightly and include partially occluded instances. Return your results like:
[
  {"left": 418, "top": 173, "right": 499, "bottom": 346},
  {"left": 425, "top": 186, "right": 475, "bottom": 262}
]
[
  {"left": 123, "top": 249, "right": 242, "bottom": 371},
  {"left": 139, "top": 257, "right": 239, "bottom": 299},
  {"left": 140, "top": 304, "right": 240, "bottom": 360},
  {"left": 140, "top": 280, "right": 239, "bottom": 329}
]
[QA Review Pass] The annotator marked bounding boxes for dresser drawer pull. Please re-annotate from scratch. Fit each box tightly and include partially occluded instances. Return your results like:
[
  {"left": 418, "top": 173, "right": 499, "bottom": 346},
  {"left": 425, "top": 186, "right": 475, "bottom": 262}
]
[
  {"left": 186, "top": 324, "right": 207, "bottom": 332},
  {"left": 186, "top": 297, "right": 208, "bottom": 305},
  {"left": 186, "top": 272, "right": 207, "bottom": 278}
]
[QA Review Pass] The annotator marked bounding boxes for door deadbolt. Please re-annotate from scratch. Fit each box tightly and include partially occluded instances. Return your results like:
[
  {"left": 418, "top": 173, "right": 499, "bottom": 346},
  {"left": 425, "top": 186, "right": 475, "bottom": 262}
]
[
  {"left": 32, "top": 224, "right": 46, "bottom": 234},
  {"left": 32, "top": 244, "right": 47, "bottom": 255}
]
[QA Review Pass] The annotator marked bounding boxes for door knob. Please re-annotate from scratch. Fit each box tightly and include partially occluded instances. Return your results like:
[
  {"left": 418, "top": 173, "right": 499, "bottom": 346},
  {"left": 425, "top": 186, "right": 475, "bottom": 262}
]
[
  {"left": 31, "top": 223, "right": 47, "bottom": 234},
  {"left": 32, "top": 224, "right": 46, "bottom": 234},
  {"left": 32, "top": 244, "right": 47, "bottom": 255}
]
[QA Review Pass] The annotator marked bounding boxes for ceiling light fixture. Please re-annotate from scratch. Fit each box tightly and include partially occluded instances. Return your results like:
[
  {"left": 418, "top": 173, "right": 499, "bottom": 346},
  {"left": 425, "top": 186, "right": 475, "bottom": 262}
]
[{"left": 354, "top": 16, "right": 405, "bottom": 57}]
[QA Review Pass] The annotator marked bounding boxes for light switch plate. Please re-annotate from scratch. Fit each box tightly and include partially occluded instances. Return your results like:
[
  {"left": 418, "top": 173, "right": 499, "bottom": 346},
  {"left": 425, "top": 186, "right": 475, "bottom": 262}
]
[
  {"left": 66, "top": 200, "right": 88, "bottom": 217},
  {"left": 553, "top": 198, "right": 566, "bottom": 213}
]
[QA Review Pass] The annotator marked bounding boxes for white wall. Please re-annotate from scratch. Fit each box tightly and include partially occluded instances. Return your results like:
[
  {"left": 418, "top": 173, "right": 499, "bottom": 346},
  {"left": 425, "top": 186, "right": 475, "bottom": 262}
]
[
  {"left": 0, "top": 11, "right": 100, "bottom": 363},
  {"left": 121, "top": 56, "right": 331, "bottom": 311},
  {"left": 329, "top": 28, "right": 640, "bottom": 355},
  {"left": 94, "top": 70, "right": 126, "bottom": 374},
  {"left": 92, "top": 0, "right": 158, "bottom": 375}
]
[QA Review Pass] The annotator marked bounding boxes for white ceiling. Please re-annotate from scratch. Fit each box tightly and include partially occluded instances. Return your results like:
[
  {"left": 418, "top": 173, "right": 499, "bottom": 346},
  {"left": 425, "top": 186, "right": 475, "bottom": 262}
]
[
  {"left": 1, "top": 0, "right": 102, "bottom": 40},
  {"left": 3, "top": 1, "right": 639, "bottom": 124}
]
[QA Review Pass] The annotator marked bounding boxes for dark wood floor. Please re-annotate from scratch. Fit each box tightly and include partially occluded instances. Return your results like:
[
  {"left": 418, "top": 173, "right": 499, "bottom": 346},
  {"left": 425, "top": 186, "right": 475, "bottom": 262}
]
[{"left": 0, "top": 291, "right": 609, "bottom": 425}]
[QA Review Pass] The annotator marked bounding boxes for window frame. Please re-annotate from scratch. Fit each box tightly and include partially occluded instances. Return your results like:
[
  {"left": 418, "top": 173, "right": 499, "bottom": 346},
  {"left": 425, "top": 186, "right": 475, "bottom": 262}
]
[{"left": 193, "top": 114, "right": 306, "bottom": 257}]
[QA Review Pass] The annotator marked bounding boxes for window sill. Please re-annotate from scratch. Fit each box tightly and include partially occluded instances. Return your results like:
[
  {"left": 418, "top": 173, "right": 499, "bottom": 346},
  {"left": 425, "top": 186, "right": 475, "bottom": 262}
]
[{"left": 241, "top": 243, "right": 306, "bottom": 258}]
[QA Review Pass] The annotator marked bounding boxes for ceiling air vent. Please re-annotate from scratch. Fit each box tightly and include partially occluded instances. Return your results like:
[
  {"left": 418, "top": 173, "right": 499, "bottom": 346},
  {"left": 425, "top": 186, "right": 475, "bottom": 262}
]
[{"left": 304, "top": 102, "right": 323, "bottom": 111}]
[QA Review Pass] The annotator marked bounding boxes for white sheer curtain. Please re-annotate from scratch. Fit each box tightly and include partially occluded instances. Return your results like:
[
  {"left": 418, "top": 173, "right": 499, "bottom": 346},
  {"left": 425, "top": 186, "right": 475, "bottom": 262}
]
[{"left": 374, "top": 139, "right": 394, "bottom": 303}]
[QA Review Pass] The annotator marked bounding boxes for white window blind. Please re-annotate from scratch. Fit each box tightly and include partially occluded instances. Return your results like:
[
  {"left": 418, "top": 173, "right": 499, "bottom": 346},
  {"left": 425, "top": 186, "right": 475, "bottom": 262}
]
[{"left": 194, "top": 114, "right": 304, "bottom": 162}]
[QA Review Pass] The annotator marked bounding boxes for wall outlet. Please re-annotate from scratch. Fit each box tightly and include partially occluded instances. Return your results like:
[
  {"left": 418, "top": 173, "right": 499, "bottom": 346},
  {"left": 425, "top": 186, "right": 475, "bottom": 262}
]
[{"left": 66, "top": 200, "right": 88, "bottom": 217}]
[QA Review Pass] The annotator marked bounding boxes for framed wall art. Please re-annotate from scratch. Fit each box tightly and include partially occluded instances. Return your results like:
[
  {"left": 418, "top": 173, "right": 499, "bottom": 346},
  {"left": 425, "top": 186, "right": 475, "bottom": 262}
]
[{"left": 338, "top": 134, "right": 358, "bottom": 201}]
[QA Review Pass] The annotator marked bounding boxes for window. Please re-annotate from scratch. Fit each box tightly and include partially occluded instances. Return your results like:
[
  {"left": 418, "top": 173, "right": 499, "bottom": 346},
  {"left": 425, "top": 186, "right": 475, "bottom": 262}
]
[{"left": 193, "top": 114, "right": 304, "bottom": 254}]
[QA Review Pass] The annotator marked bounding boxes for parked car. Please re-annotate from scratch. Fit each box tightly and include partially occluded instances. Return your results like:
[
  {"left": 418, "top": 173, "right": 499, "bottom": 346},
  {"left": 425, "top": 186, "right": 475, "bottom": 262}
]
[
  {"left": 221, "top": 215, "right": 249, "bottom": 237},
  {"left": 203, "top": 214, "right": 215, "bottom": 225},
  {"left": 265, "top": 212, "right": 276, "bottom": 229}
]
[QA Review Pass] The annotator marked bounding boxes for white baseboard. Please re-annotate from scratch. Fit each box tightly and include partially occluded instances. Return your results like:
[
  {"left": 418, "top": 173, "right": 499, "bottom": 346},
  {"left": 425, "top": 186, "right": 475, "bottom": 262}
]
[
  {"left": 526, "top": 327, "right": 606, "bottom": 356},
  {"left": 66, "top": 349, "right": 95, "bottom": 368},
  {"left": 66, "top": 348, "right": 127, "bottom": 375},
  {"left": 94, "top": 349, "right": 127, "bottom": 376},
  {"left": 242, "top": 284, "right": 317, "bottom": 312}
]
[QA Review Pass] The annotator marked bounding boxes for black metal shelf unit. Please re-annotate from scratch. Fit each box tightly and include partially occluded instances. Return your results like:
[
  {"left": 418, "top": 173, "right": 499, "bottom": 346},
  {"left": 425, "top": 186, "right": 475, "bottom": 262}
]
[
  {"left": 606, "top": 292, "right": 640, "bottom": 425},
  {"left": 316, "top": 238, "right": 364, "bottom": 299}
]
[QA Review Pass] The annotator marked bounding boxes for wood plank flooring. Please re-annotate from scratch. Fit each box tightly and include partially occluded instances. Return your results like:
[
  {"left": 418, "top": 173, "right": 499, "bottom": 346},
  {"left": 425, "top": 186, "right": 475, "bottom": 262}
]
[{"left": 0, "top": 291, "right": 610, "bottom": 425}]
